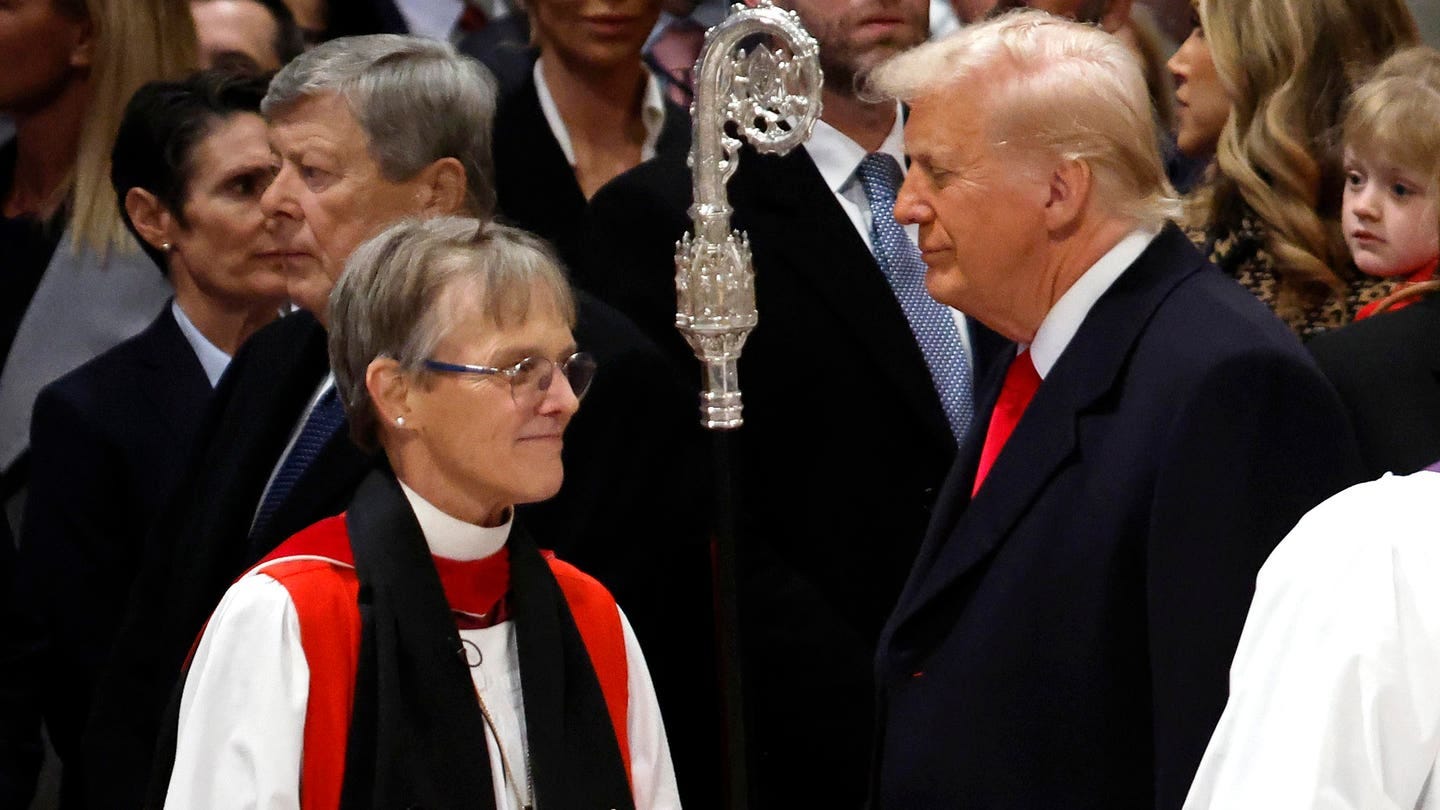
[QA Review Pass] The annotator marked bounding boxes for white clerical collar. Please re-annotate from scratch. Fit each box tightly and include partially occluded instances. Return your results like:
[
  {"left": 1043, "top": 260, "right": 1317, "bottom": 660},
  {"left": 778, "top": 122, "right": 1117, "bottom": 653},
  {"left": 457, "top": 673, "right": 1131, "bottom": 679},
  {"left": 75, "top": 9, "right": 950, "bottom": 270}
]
[
  {"left": 807, "top": 105, "right": 907, "bottom": 196},
  {"left": 1028, "top": 226, "right": 1161, "bottom": 379},
  {"left": 170, "top": 299, "right": 231, "bottom": 387},
  {"left": 399, "top": 479, "right": 512, "bottom": 561},
  {"left": 533, "top": 59, "right": 667, "bottom": 167}
]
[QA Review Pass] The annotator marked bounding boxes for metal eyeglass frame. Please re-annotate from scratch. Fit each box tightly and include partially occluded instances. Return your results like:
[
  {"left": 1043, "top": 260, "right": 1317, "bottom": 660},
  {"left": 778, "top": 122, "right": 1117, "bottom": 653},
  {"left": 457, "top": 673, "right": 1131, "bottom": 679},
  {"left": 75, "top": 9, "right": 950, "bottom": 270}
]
[{"left": 421, "top": 351, "right": 597, "bottom": 404}]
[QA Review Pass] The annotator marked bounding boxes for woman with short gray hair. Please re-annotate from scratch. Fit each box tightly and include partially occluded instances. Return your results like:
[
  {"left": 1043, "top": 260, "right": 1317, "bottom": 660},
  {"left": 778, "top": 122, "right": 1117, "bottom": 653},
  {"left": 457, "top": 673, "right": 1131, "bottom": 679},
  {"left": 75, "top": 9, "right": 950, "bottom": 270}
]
[
  {"left": 163, "top": 217, "right": 682, "bottom": 810},
  {"left": 329, "top": 217, "right": 577, "bottom": 449}
]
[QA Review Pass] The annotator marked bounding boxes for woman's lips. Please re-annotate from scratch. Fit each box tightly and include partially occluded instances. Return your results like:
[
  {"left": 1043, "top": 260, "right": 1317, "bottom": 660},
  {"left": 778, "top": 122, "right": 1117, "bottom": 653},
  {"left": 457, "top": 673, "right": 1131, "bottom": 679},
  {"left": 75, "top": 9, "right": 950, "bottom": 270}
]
[{"left": 582, "top": 14, "right": 640, "bottom": 37}]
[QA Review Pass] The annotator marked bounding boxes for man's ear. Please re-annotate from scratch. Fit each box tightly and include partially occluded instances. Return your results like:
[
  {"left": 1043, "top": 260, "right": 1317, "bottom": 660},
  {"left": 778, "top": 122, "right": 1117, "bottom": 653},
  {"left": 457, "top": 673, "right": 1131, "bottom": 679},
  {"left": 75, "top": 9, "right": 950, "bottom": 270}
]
[
  {"left": 124, "top": 187, "right": 176, "bottom": 252},
  {"left": 415, "top": 157, "right": 468, "bottom": 217},
  {"left": 365, "top": 356, "right": 415, "bottom": 430},
  {"left": 1098, "top": 0, "right": 1134, "bottom": 34},
  {"left": 1042, "top": 158, "right": 1092, "bottom": 233}
]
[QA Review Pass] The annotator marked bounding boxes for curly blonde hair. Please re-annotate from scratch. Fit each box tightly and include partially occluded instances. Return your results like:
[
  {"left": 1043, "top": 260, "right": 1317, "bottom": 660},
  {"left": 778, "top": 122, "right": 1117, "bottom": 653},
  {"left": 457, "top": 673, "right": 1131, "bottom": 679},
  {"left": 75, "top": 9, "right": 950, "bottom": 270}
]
[{"left": 1194, "top": 0, "right": 1417, "bottom": 320}]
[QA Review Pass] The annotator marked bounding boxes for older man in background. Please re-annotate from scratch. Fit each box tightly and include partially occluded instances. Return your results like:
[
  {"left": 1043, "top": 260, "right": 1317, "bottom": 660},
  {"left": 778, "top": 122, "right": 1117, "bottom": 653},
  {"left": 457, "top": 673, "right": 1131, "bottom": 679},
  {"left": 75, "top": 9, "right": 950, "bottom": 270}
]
[{"left": 867, "top": 11, "right": 1363, "bottom": 809}]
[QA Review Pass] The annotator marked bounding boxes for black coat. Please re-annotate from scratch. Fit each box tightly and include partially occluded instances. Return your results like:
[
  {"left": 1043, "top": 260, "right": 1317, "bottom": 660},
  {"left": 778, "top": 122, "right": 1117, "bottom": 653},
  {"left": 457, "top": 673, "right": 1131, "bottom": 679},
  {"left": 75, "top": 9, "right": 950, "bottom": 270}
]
[
  {"left": 83, "top": 310, "right": 370, "bottom": 809},
  {"left": 1, "top": 306, "right": 211, "bottom": 809},
  {"left": 581, "top": 143, "right": 1011, "bottom": 809},
  {"left": 492, "top": 62, "right": 689, "bottom": 270},
  {"left": 873, "top": 226, "right": 1366, "bottom": 810},
  {"left": 1307, "top": 290, "right": 1440, "bottom": 477}
]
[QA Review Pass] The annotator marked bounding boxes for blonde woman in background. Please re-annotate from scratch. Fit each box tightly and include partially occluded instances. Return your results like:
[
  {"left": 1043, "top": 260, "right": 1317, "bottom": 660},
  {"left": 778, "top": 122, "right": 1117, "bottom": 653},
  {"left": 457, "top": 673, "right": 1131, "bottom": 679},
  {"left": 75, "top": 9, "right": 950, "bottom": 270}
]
[
  {"left": 1179, "top": 0, "right": 1417, "bottom": 338},
  {"left": 0, "top": 0, "right": 196, "bottom": 542}
]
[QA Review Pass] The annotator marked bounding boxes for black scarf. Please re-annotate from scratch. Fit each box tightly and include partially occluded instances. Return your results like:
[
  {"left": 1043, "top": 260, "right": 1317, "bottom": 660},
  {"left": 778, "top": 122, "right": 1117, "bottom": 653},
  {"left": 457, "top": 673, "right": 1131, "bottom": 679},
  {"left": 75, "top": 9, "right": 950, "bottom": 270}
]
[
  {"left": 340, "top": 468, "right": 635, "bottom": 809},
  {"left": 145, "top": 466, "right": 636, "bottom": 808}
]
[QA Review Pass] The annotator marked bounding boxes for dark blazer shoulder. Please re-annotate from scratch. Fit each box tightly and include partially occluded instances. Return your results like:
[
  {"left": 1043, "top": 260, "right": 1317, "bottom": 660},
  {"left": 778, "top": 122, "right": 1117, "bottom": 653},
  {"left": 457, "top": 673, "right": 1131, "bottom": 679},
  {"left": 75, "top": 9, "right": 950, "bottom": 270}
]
[
  {"left": 33, "top": 305, "right": 211, "bottom": 447},
  {"left": 1307, "top": 292, "right": 1440, "bottom": 476},
  {"left": 39, "top": 306, "right": 190, "bottom": 400}
]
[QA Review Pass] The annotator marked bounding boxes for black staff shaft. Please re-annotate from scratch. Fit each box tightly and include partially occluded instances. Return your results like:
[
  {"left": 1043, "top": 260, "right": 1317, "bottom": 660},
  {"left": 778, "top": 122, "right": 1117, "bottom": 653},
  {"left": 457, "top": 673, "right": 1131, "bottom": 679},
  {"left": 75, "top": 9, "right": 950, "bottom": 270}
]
[{"left": 709, "top": 428, "right": 751, "bottom": 810}]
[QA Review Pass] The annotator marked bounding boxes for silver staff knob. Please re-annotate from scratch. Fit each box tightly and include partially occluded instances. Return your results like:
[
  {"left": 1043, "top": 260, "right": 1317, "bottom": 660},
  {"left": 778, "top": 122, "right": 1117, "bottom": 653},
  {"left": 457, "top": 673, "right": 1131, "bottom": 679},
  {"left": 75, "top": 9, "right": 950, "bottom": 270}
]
[{"left": 675, "top": 0, "right": 822, "bottom": 430}]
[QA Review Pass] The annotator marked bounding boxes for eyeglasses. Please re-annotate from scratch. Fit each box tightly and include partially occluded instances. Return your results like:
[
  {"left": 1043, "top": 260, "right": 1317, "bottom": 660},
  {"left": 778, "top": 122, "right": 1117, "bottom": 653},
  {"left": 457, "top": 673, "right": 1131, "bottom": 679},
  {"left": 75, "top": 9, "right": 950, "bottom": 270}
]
[{"left": 422, "top": 351, "right": 598, "bottom": 407}]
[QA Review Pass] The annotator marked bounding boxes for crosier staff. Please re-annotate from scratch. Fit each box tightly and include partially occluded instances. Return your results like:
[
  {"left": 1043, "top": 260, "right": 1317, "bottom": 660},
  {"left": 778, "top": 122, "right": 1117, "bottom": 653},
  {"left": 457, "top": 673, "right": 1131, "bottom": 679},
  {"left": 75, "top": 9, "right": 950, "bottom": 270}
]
[{"left": 673, "top": 3, "right": 821, "bottom": 807}]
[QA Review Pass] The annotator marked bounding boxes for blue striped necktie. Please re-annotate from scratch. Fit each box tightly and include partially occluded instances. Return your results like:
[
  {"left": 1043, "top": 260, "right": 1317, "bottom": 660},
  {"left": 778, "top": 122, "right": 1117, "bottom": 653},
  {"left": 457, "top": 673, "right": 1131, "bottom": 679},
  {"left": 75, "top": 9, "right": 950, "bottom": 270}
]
[
  {"left": 251, "top": 386, "right": 345, "bottom": 541},
  {"left": 856, "top": 152, "right": 975, "bottom": 441}
]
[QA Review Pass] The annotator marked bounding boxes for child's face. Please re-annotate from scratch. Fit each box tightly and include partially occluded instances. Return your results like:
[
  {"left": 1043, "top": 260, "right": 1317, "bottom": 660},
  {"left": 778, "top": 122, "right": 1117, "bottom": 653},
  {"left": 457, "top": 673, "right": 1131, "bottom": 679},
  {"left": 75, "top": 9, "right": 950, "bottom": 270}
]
[{"left": 1342, "top": 147, "right": 1440, "bottom": 278}]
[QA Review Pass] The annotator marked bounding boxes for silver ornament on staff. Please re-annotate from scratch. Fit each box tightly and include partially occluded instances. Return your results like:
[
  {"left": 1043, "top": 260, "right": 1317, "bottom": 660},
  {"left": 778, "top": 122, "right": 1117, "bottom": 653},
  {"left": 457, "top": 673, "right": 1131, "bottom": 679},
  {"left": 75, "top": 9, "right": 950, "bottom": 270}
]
[{"left": 674, "top": 2, "right": 821, "bottom": 807}]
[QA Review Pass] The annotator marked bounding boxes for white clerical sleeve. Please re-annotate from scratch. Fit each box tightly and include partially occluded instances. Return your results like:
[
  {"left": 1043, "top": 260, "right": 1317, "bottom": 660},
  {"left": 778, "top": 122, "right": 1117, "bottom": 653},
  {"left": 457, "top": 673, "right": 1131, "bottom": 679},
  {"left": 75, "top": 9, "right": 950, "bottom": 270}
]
[
  {"left": 620, "top": 609, "right": 683, "bottom": 810},
  {"left": 1184, "top": 473, "right": 1440, "bottom": 810},
  {"left": 165, "top": 574, "right": 308, "bottom": 810}
]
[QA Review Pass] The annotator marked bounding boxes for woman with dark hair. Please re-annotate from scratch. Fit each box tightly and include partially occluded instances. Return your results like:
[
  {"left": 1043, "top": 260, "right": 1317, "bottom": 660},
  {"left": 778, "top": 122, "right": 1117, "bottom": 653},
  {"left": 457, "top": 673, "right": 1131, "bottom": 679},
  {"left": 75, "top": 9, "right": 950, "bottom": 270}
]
[
  {"left": 1, "top": 69, "right": 285, "bottom": 806},
  {"left": 490, "top": 0, "right": 687, "bottom": 265}
]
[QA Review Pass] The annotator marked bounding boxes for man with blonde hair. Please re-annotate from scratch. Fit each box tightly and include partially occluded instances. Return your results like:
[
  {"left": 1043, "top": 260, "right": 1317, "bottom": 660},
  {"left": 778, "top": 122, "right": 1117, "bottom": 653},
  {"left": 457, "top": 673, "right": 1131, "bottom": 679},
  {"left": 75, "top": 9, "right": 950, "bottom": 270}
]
[
  {"left": 867, "top": 11, "right": 1363, "bottom": 808},
  {"left": 581, "top": 0, "right": 1013, "bottom": 805}
]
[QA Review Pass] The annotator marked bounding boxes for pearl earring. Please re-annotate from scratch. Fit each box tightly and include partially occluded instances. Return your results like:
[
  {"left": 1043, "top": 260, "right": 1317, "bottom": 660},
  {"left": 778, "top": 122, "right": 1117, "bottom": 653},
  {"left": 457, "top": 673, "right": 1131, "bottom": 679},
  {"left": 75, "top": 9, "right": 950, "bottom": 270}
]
[
  {"left": 395, "top": 416, "right": 406, "bottom": 427},
  {"left": 160, "top": 241, "right": 173, "bottom": 252}
]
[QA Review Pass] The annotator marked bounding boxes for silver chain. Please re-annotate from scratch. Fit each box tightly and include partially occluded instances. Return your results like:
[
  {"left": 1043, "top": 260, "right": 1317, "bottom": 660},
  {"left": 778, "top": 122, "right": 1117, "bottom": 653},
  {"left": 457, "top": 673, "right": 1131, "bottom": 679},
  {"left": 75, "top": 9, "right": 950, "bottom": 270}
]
[{"left": 474, "top": 690, "right": 535, "bottom": 810}]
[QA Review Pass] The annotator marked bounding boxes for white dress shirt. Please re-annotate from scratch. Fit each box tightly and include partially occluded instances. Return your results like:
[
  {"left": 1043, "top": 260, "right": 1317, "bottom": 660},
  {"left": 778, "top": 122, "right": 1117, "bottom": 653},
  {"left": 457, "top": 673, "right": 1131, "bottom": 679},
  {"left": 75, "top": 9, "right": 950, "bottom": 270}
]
[
  {"left": 533, "top": 60, "right": 668, "bottom": 167},
  {"left": 1028, "top": 226, "right": 1160, "bottom": 378}
]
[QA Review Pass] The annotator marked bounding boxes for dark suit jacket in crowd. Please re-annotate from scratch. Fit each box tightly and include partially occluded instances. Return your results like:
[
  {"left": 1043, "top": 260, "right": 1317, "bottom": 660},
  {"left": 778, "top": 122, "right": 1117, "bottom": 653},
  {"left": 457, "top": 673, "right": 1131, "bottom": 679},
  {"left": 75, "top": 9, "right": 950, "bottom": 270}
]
[
  {"left": 321, "top": 0, "right": 407, "bottom": 38},
  {"left": 492, "top": 60, "right": 689, "bottom": 270},
  {"left": 873, "top": 225, "right": 1366, "bottom": 810},
  {"left": 82, "top": 310, "right": 372, "bottom": 809},
  {"left": 1307, "top": 290, "right": 1440, "bottom": 478},
  {"left": 581, "top": 143, "right": 1010, "bottom": 809},
  {"left": 457, "top": 12, "right": 535, "bottom": 97},
  {"left": 0, "top": 306, "right": 210, "bottom": 809}
]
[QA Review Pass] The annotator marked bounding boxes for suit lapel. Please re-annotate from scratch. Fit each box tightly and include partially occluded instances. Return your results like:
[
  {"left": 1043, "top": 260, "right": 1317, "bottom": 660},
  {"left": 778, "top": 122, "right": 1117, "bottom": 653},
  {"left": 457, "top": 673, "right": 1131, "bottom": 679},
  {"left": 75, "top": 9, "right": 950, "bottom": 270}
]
[
  {"left": 887, "top": 226, "right": 1207, "bottom": 636},
  {"left": 892, "top": 338, "right": 1013, "bottom": 615},
  {"left": 736, "top": 147, "right": 953, "bottom": 441},
  {"left": 134, "top": 307, "right": 214, "bottom": 445}
]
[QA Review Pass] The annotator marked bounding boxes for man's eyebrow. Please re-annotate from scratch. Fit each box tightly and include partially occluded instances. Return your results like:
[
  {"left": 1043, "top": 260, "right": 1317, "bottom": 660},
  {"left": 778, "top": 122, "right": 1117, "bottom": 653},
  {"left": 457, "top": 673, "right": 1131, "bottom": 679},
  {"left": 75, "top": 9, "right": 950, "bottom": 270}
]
[{"left": 487, "top": 342, "right": 578, "bottom": 362}]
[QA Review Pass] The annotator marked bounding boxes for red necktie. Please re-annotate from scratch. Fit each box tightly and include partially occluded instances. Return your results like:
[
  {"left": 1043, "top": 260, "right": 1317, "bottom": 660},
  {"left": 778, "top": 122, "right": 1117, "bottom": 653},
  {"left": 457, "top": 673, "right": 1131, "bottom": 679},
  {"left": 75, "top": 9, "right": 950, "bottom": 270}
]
[{"left": 972, "top": 350, "right": 1041, "bottom": 496}]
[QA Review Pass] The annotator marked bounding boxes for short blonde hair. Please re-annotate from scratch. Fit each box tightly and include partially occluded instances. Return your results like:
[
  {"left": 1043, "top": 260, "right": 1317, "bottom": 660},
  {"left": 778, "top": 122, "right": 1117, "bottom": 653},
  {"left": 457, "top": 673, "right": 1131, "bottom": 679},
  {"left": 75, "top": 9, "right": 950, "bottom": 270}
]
[
  {"left": 1343, "top": 51, "right": 1440, "bottom": 194},
  {"left": 328, "top": 217, "right": 576, "bottom": 449},
  {"left": 866, "top": 9, "right": 1179, "bottom": 227}
]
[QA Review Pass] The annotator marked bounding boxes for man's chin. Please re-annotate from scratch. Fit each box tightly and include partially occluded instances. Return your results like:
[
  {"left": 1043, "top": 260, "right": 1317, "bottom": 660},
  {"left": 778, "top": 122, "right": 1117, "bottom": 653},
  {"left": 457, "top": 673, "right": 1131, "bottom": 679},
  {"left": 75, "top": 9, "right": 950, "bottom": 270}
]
[{"left": 285, "top": 281, "right": 334, "bottom": 319}]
